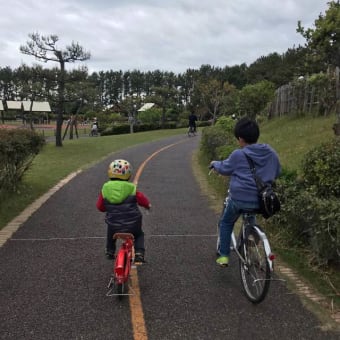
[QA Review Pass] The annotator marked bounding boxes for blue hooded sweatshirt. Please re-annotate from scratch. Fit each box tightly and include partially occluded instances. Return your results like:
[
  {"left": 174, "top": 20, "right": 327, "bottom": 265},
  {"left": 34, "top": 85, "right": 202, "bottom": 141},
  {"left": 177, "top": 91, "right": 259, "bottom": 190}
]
[{"left": 212, "top": 144, "right": 281, "bottom": 202}]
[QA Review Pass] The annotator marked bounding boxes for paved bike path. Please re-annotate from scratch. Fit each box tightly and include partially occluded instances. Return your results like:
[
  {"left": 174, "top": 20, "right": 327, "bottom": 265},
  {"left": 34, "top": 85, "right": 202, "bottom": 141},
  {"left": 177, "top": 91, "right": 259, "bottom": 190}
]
[{"left": 0, "top": 134, "right": 338, "bottom": 339}]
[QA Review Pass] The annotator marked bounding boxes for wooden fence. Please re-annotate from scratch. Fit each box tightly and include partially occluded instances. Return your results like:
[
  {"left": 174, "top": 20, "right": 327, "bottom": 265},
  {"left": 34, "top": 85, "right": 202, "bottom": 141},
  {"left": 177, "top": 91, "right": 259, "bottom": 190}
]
[{"left": 268, "top": 66, "right": 340, "bottom": 120}]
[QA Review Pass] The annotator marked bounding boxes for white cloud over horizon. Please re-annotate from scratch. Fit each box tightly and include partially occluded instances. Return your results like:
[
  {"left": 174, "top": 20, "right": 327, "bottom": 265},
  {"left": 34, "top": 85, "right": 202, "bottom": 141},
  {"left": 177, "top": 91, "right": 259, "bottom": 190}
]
[{"left": 0, "top": 0, "right": 330, "bottom": 74}]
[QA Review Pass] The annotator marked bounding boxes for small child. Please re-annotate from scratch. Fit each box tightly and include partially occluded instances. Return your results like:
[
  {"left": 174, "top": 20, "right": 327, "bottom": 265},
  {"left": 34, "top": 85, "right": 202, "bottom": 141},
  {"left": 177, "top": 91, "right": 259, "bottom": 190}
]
[{"left": 96, "top": 159, "right": 151, "bottom": 263}]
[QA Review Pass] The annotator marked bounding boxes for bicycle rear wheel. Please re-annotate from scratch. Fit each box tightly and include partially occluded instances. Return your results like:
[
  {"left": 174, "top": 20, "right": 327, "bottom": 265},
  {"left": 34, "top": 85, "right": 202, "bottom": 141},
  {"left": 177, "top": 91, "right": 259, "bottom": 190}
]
[
  {"left": 239, "top": 227, "right": 271, "bottom": 303},
  {"left": 113, "top": 247, "right": 130, "bottom": 299},
  {"left": 115, "top": 282, "right": 128, "bottom": 296}
]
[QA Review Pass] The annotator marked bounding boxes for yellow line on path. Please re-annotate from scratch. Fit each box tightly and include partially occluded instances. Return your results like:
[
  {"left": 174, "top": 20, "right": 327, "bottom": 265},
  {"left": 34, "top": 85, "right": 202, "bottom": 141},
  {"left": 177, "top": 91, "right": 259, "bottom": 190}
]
[
  {"left": 129, "top": 139, "right": 187, "bottom": 340},
  {"left": 133, "top": 140, "right": 186, "bottom": 185},
  {"left": 129, "top": 268, "right": 148, "bottom": 340}
]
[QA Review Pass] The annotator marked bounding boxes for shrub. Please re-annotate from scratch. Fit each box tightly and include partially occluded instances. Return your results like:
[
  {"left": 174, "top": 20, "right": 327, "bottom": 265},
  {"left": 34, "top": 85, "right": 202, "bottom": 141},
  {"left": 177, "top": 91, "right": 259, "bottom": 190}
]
[
  {"left": 272, "top": 180, "right": 339, "bottom": 266},
  {"left": 200, "top": 116, "right": 237, "bottom": 160},
  {"left": 215, "top": 115, "right": 236, "bottom": 135},
  {"left": 200, "top": 125, "right": 229, "bottom": 160},
  {"left": 100, "top": 122, "right": 165, "bottom": 136},
  {"left": 138, "top": 108, "right": 162, "bottom": 124},
  {"left": 215, "top": 145, "right": 235, "bottom": 160},
  {"left": 269, "top": 140, "right": 340, "bottom": 267},
  {"left": 0, "top": 128, "right": 45, "bottom": 192},
  {"left": 100, "top": 124, "right": 130, "bottom": 136},
  {"left": 301, "top": 138, "right": 340, "bottom": 197}
]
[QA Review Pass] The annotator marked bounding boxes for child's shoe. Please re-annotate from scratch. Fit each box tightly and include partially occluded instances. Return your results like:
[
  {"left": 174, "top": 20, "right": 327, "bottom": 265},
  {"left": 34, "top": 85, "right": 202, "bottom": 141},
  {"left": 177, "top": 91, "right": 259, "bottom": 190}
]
[
  {"left": 216, "top": 256, "right": 229, "bottom": 267},
  {"left": 134, "top": 253, "right": 145, "bottom": 264}
]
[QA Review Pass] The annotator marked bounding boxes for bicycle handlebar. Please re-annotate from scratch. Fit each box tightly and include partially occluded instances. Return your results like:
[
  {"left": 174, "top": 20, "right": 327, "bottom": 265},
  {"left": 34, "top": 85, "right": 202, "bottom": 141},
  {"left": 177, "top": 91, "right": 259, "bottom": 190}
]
[{"left": 208, "top": 164, "right": 215, "bottom": 176}]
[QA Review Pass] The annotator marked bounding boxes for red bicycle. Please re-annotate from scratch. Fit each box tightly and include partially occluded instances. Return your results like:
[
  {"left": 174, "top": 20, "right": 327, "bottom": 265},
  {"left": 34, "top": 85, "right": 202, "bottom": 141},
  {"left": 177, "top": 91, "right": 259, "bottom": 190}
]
[{"left": 107, "top": 232, "right": 135, "bottom": 298}]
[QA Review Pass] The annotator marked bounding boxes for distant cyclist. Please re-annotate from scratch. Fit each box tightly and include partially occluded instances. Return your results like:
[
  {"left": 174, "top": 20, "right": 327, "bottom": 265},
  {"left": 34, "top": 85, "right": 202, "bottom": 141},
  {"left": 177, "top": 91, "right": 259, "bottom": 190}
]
[
  {"left": 90, "top": 118, "right": 98, "bottom": 136},
  {"left": 96, "top": 159, "right": 151, "bottom": 263},
  {"left": 188, "top": 112, "right": 198, "bottom": 134}
]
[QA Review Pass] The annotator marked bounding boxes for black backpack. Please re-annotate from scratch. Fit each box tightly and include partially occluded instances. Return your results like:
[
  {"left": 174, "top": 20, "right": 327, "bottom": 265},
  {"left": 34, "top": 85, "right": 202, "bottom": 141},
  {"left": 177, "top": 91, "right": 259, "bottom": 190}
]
[{"left": 244, "top": 153, "right": 280, "bottom": 219}]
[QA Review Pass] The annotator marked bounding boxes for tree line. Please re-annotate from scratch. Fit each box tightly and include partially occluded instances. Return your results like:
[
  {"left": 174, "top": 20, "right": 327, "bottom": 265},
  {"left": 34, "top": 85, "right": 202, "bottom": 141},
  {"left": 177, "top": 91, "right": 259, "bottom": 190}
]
[{"left": 0, "top": 46, "right": 322, "bottom": 119}]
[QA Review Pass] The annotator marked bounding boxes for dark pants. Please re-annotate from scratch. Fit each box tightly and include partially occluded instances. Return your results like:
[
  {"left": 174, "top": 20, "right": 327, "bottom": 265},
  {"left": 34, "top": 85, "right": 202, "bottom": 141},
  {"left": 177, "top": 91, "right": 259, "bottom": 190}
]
[
  {"left": 189, "top": 124, "right": 196, "bottom": 132},
  {"left": 106, "top": 224, "right": 145, "bottom": 255}
]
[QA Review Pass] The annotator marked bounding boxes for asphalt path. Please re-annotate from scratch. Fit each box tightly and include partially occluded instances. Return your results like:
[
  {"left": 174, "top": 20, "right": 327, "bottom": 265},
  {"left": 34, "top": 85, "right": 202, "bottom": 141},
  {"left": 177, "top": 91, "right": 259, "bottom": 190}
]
[{"left": 0, "top": 134, "right": 338, "bottom": 340}]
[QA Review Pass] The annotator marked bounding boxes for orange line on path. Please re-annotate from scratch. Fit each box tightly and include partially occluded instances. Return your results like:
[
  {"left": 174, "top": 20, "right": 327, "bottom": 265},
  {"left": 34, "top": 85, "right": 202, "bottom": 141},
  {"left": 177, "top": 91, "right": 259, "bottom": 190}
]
[
  {"left": 129, "top": 139, "right": 187, "bottom": 340},
  {"left": 133, "top": 140, "right": 186, "bottom": 185}
]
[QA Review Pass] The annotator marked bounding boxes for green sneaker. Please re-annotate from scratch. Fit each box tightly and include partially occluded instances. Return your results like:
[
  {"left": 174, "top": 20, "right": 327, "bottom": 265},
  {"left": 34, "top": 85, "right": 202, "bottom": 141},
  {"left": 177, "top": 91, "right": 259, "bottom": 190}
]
[{"left": 216, "top": 256, "right": 229, "bottom": 267}]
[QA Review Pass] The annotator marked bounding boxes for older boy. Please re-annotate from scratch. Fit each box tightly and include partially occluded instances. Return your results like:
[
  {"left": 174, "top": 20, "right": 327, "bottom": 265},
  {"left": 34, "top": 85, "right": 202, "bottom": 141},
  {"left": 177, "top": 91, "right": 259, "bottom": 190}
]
[{"left": 210, "top": 117, "right": 281, "bottom": 266}]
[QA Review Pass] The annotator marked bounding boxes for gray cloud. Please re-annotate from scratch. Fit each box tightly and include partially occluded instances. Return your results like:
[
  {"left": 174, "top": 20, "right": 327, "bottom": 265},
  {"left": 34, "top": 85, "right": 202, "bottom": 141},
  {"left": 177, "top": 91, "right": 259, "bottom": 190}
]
[{"left": 0, "top": 0, "right": 329, "bottom": 74}]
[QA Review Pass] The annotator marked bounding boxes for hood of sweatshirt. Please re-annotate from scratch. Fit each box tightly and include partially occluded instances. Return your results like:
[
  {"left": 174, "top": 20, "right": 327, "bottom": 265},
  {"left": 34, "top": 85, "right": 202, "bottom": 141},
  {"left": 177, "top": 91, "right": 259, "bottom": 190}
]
[{"left": 243, "top": 143, "right": 281, "bottom": 178}]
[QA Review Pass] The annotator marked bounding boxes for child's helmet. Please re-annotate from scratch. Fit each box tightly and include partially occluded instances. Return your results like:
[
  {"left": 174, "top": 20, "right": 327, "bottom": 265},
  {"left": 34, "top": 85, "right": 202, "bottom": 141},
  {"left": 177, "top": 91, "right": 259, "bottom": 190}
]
[{"left": 108, "top": 159, "right": 132, "bottom": 180}]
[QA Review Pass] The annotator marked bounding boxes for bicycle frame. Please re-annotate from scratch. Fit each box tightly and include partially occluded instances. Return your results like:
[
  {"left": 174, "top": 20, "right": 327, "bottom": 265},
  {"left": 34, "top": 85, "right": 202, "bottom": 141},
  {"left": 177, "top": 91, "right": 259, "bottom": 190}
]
[
  {"left": 107, "top": 233, "right": 135, "bottom": 297},
  {"left": 114, "top": 236, "right": 134, "bottom": 284},
  {"left": 231, "top": 222, "right": 275, "bottom": 272}
]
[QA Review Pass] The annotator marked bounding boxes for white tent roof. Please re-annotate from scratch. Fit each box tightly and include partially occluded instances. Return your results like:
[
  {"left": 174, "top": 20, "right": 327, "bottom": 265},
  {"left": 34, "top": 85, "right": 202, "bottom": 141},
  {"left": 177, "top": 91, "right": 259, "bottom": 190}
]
[
  {"left": 6, "top": 101, "right": 23, "bottom": 110},
  {"left": 6, "top": 101, "right": 51, "bottom": 112},
  {"left": 138, "top": 103, "right": 155, "bottom": 112},
  {"left": 22, "top": 101, "right": 51, "bottom": 112}
]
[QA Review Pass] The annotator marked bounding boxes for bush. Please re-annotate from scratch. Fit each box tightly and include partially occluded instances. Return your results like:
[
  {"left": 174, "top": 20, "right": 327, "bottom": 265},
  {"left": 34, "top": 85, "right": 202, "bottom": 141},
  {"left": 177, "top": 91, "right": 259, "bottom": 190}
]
[
  {"left": 272, "top": 179, "right": 339, "bottom": 266},
  {"left": 0, "top": 129, "right": 45, "bottom": 192},
  {"left": 215, "top": 145, "right": 235, "bottom": 160},
  {"left": 200, "top": 116, "right": 237, "bottom": 160},
  {"left": 200, "top": 125, "right": 229, "bottom": 160},
  {"left": 269, "top": 140, "right": 340, "bottom": 267},
  {"left": 215, "top": 115, "right": 236, "bottom": 135},
  {"left": 100, "top": 124, "right": 130, "bottom": 136},
  {"left": 302, "top": 138, "right": 340, "bottom": 197},
  {"left": 100, "top": 122, "right": 165, "bottom": 136}
]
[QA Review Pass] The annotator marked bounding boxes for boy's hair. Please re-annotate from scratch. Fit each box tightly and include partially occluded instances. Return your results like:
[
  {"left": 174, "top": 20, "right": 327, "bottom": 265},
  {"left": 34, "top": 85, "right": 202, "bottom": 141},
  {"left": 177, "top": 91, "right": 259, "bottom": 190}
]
[{"left": 234, "top": 117, "right": 259, "bottom": 144}]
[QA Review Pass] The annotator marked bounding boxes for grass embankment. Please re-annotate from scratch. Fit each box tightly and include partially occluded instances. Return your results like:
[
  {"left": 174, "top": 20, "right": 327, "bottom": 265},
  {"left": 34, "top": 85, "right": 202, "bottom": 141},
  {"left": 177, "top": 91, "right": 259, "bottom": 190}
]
[
  {"left": 199, "top": 113, "right": 340, "bottom": 312},
  {"left": 0, "top": 128, "right": 186, "bottom": 229}
]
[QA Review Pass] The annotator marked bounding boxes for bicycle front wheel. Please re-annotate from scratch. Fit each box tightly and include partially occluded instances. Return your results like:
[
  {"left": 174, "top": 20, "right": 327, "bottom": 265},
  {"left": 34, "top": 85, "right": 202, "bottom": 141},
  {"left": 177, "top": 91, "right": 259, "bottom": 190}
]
[{"left": 239, "top": 227, "right": 271, "bottom": 303}]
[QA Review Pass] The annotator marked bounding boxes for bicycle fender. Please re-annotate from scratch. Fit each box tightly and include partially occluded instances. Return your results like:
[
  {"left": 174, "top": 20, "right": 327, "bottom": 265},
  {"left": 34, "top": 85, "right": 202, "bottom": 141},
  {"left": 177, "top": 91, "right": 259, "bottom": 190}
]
[{"left": 115, "top": 251, "right": 126, "bottom": 278}]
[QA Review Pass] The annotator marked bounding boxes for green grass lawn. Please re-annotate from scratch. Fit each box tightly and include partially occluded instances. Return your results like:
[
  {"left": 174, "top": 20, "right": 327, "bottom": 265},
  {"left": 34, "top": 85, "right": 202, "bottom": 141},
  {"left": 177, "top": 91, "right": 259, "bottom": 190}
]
[
  {"left": 0, "top": 128, "right": 187, "bottom": 229},
  {"left": 259, "top": 114, "right": 336, "bottom": 172}
]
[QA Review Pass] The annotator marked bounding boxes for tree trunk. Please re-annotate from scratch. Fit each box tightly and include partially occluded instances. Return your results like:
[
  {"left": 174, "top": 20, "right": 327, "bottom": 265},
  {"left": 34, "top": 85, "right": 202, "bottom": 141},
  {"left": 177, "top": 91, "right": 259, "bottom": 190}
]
[
  {"left": 55, "top": 61, "right": 65, "bottom": 147},
  {"left": 55, "top": 109, "right": 63, "bottom": 146}
]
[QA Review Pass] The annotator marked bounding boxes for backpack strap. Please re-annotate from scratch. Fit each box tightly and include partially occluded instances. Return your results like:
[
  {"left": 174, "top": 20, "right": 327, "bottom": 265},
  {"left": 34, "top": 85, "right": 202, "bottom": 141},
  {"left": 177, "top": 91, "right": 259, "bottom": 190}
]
[{"left": 243, "top": 152, "right": 265, "bottom": 190}]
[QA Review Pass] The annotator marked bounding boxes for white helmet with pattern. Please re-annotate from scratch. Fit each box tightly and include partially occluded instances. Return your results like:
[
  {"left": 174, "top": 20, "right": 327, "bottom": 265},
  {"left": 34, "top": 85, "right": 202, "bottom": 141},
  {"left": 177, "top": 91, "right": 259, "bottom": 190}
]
[{"left": 108, "top": 159, "right": 132, "bottom": 180}]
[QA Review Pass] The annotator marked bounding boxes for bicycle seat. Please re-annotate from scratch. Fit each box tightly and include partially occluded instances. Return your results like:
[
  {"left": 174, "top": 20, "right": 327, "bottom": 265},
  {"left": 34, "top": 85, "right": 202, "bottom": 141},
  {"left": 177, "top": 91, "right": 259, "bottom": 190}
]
[{"left": 113, "top": 233, "right": 134, "bottom": 240}]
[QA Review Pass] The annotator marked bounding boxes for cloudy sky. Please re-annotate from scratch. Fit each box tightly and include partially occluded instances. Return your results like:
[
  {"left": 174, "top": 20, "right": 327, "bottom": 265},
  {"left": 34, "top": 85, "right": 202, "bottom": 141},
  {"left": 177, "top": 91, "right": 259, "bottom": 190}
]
[{"left": 0, "top": 0, "right": 329, "bottom": 74}]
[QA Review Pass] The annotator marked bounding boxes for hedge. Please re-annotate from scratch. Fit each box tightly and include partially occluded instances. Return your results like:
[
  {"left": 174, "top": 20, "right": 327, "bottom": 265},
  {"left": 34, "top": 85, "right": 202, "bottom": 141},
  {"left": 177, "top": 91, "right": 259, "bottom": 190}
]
[{"left": 0, "top": 128, "right": 45, "bottom": 193}]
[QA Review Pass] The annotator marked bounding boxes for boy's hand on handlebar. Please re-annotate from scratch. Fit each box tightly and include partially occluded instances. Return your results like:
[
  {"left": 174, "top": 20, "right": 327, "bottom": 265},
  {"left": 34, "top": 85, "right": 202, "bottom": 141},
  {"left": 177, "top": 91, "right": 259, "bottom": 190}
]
[{"left": 208, "top": 162, "right": 215, "bottom": 175}]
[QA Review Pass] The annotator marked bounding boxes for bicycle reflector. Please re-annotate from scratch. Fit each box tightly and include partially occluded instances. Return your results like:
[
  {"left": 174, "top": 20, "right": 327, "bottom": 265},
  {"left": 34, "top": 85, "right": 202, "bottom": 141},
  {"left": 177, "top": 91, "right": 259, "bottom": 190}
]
[
  {"left": 115, "top": 266, "right": 124, "bottom": 277},
  {"left": 268, "top": 253, "right": 275, "bottom": 261}
]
